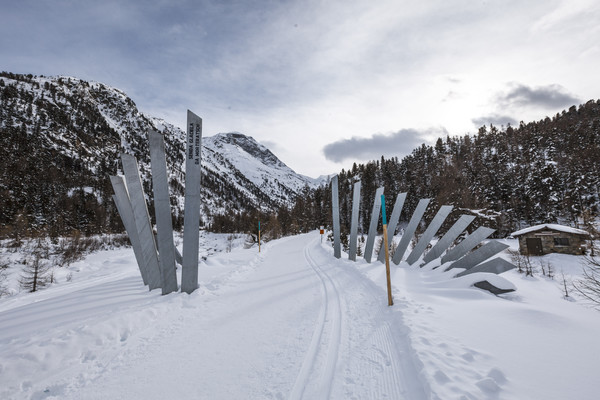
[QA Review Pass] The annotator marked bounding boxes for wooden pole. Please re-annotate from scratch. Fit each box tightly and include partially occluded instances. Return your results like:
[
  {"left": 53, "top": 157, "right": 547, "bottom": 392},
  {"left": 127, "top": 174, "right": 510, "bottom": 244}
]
[
  {"left": 381, "top": 195, "right": 393, "bottom": 306},
  {"left": 258, "top": 221, "right": 261, "bottom": 253}
]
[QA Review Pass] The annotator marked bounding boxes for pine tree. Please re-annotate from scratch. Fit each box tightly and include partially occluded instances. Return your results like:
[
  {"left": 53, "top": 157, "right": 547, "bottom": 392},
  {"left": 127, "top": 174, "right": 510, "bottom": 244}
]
[{"left": 19, "top": 239, "right": 50, "bottom": 292}]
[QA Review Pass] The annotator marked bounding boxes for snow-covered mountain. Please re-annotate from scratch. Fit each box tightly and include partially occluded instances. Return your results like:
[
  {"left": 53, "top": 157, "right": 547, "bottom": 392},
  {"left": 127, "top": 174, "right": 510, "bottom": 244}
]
[{"left": 0, "top": 72, "right": 322, "bottom": 236}]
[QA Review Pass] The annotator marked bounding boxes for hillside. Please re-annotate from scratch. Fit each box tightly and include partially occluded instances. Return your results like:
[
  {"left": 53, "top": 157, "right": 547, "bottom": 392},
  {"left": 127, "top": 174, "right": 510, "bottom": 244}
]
[
  {"left": 0, "top": 72, "right": 319, "bottom": 239},
  {"left": 295, "top": 100, "right": 600, "bottom": 238}
]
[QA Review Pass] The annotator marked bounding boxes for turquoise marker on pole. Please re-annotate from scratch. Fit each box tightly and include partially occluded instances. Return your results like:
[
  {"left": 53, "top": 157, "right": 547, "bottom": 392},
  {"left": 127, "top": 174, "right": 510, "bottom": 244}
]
[
  {"left": 258, "top": 220, "right": 261, "bottom": 253},
  {"left": 381, "top": 194, "right": 387, "bottom": 225},
  {"left": 381, "top": 194, "right": 393, "bottom": 306}
]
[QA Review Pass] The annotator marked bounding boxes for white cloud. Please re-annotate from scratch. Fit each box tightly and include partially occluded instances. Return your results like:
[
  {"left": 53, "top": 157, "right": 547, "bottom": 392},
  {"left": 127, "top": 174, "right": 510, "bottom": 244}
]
[
  {"left": 323, "top": 127, "right": 446, "bottom": 163},
  {"left": 2, "top": 0, "right": 599, "bottom": 177}
]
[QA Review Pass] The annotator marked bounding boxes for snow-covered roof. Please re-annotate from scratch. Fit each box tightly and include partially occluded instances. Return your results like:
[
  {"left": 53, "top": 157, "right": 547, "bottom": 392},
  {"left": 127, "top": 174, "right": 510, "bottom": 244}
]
[{"left": 511, "top": 224, "right": 590, "bottom": 237}]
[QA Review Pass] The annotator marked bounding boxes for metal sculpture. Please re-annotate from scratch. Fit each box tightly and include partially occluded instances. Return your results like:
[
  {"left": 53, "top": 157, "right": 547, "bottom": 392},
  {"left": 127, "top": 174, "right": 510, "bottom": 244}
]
[
  {"left": 447, "top": 241, "right": 509, "bottom": 272},
  {"left": 441, "top": 226, "right": 495, "bottom": 264},
  {"left": 331, "top": 175, "right": 341, "bottom": 259},
  {"left": 364, "top": 187, "right": 384, "bottom": 263},
  {"left": 392, "top": 198, "right": 430, "bottom": 265},
  {"left": 377, "top": 193, "right": 406, "bottom": 263},
  {"left": 348, "top": 181, "right": 361, "bottom": 261},
  {"left": 422, "top": 215, "right": 475, "bottom": 264},
  {"left": 110, "top": 176, "right": 147, "bottom": 285},
  {"left": 406, "top": 205, "right": 453, "bottom": 265},
  {"left": 181, "top": 110, "right": 203, "bottom": 294},
  {"left": 149, "top": 130, "right": 179, "bottom": 295},
  {"left": 120, "top": 153, "right": 162, "bottom": 291}
]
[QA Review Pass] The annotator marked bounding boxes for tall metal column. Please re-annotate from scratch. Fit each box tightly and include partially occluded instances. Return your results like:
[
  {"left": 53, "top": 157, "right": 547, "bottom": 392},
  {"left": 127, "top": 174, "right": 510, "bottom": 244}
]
[
  {"left": 447, "top": 241, "right": 509, "bottom": 271},
  {"left": 110, "top": 175, "right": 147, "bottom": 285},
  {"left": 149, "top": 130, "right": 178, "bottom": 295},
  {"left": 422, "top": 215, "right": 475, "bottom": 264},
  {"left": 120, "top": 153, "right": 162, "bottom": 291},
  {"left": 181, "top": 110, "right": 203, "bottom": 294},
  {"left": 406, "top": 205, "right": 453, "bottom": 265},
  {"left": 331, "top": 175, "right": 341, "bottom": 259},
  {"left": 392, "top": 198, "right": 430, "bottom": 265},
  {"left": 364, "top": 187, "right": 384, "bottom": 263},
  {"left": 348, "top": 181, "right": 361, "bottom": 261},
  {"left": 441, "top": 226, "right": 496, "bottom": 264}
]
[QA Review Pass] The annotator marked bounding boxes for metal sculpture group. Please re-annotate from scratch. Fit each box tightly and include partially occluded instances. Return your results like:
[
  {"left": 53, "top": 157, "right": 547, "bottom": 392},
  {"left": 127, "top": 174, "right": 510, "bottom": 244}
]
[
  {"left": 110, "top": 111, "right": 202, "bottom": 295},
  {"left": 109, "top": 112, "right": 514, "bottom": 298},
  {"left": 330, "top": 177, "right": 517, "bottom": 295}
]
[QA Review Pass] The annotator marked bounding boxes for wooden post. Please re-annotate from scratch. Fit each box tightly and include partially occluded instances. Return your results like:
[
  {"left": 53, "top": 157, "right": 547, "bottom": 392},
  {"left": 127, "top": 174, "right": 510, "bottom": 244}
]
[
  {"left": 381, "top": 195, "right": 393, "bottom": 306},
  {"left": 258, "top": 221, "right": 261, "bottom": 253}
]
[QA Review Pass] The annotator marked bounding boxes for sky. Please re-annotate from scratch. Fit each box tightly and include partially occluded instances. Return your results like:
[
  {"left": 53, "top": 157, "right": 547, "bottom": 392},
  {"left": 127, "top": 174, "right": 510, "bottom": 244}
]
[{"left": 1, "top": 0, "right": 599, "bottom": 177}]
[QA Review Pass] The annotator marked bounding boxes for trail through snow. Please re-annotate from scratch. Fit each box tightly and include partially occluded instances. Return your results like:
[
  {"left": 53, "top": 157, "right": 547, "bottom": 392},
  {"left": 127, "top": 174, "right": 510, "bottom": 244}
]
[
  {"left": 3, "top": 232, "right": 600, "bottom": 399},
  {"left": 1, "top": 232, "right": 422, "bottom": 399}
]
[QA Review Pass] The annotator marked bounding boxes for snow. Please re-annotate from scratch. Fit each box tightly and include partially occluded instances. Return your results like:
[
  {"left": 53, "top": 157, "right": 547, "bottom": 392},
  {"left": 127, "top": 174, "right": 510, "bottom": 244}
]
[
  {"left": 1, "top": 232, "right": 600, "bottom": 399},
  {"left": 511, "top": 223, "right": 590, "bottom": 237}
]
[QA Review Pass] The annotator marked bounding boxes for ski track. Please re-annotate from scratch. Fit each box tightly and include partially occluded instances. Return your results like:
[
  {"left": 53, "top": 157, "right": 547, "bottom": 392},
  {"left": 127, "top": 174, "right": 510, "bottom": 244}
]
[
  {"left": 318, "top": 246, "right": 428, "bottom": 400},
  {"left": 1, "top": 232, "right": 431, "bottom": 400},
  {"left": 291, "top": 236, "right": 427, "bottom": 400},
  {"left": 288, "top": 241, "right": 342, "bottom": 399}
]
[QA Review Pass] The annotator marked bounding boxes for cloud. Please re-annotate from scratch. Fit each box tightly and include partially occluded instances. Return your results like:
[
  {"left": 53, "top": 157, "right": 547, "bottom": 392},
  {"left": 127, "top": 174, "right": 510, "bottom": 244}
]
[
  {"left": 472, "top": 113, "right": 518, "bottom": 128},
  {"left": 496, "top": 83, "right": 580, "bottom": 109},
  {"left": 323, "top": 127, "right": 446, "bottom": 163},
  {"left": 259, "top": 140, "right": 281, "bottom": 153}
]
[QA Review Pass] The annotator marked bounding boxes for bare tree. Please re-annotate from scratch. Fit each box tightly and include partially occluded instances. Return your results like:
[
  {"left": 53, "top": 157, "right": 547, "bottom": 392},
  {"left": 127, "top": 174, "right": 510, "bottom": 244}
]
[
  {"left": 19, "top": 239, "right": 50, "bottom": 293},
  {"left": 509, "top": 249, "right": 535, "bottom": 276},
  {"left": 0, "top": 258, "right": 9, "bottom": 297},
  {"left": 374, "top": 237, "right": 384, "bottom": 256},
  {"left": 539, "top": 259, "right": 554, "bottom": 278},
  {"left": 226, "top": 234, "right": 234, "bottom": 253},
  {"left": 573, "top": 258, "right": 600, "bottom": 307},
  {"left": 560, "top": 270, "right": 570, "bottom": 298}
]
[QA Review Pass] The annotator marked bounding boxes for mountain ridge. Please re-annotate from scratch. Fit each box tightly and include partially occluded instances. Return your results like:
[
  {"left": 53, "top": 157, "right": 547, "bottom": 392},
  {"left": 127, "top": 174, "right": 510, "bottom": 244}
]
[{"left": 0, "top": 72, "right": 321, "bottom": 237}]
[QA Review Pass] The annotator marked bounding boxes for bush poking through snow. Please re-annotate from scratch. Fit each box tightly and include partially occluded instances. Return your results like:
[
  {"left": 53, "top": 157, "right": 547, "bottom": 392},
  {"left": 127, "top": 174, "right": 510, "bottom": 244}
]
[
  {"left": 573, "top": 250, "right": 600, "bottom": 308},
  {"left": 509, "top": 250, "right": 535, "bottom": 276},
  {"left": 0, "top": 258, "right": 9, "bottom": 297},
  {"left": 19, "top": 239, "right": 50, "bottom": 293}
]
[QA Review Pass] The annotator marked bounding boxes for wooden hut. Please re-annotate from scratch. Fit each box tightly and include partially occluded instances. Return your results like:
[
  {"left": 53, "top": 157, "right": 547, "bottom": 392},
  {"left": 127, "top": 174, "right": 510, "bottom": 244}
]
[{"left": 511, "top": 224, "right": 590, "bottom": 256}]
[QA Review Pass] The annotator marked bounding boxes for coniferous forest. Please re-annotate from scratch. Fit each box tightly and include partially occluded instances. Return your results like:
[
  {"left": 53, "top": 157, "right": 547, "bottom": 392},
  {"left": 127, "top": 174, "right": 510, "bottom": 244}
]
[
  {"left": 263, "top": 100, "right": 600, "bottom": 240},
  {"left": 1, "top": 72, "right": 600, "bottom": 242}
]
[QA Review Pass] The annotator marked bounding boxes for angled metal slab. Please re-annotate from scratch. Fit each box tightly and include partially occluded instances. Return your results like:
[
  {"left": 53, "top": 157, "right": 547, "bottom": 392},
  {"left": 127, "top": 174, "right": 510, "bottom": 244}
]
[
  {"left": 378, "top": 192, "right": 407, "bottom": 263},
  {"left": 406, "top": 205, "right": 453, "bottom": 265},
  {"left": 182, "top": 110, "right": 203, "bottom": 294},
  {"left": 110, "top": 176, "right": 147, "bottom": 285},
  {"left": 364, "top": 187, "right": 384, "bottom": 263},
  {"left": 456, "top": 257, "right": 517, "bottom": 278},
  {"left": 423, "top": 215, "right": 476, "bottom": 264},
  {"left": 154, "top": 232, "right": 182, "bottom": 265},
  {"left": 174, "top": 246, "right": 183, "bottom": 265},
  {"left": 121, "top": 153, "right": 162, "bottom": 291},
  {"left": 447, "top": 241, "right": 509, "bottom": 272},
  {"left": 149, "top": 130, "right": 178, "bottom": 295},
  {"left": 473, "top": 280, "right": 516, "bottom": 295},
  {"left": 392, "top": 198, "right": 431, "bottom": 265},
  {"left": 440, "top": 226, "right": 496, "bottom": 264},
  {"left": 348, "top": 181, "right": 361, "bottom": 261},
  {"left": 331, "top": 175, "right": 341, "bottom": 259}
]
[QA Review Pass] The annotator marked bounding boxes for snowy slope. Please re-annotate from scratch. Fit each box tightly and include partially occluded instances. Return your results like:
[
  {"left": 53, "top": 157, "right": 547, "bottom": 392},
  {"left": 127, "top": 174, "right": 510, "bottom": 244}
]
[
  {"left": 201, "top": 132, "right": 320, "bottom": 211},
  {"left": 1, "top": 233, "right": 600, "bottom": 399},
  {"left": 0, "top": 73, "right": 322, "bottom": 234}
]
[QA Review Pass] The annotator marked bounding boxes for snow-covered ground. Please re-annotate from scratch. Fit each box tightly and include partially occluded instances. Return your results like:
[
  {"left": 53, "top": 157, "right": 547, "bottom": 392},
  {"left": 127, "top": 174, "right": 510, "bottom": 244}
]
[{"left": 1, "top": 232, "right": 599, "bottom": 399}]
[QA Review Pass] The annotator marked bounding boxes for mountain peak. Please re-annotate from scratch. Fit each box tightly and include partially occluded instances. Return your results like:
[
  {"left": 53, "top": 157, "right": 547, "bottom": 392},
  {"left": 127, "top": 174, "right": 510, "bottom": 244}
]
[
  {"left": 0, "top": 71, "right": 322, "bottom": 236},
  {"left": 211, "top": 132, "right": 284, "bottom": 169}
]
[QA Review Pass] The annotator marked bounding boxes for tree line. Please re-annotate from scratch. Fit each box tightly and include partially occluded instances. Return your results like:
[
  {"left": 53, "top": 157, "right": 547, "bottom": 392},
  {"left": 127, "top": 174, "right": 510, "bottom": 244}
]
[{"left": 213, "top": 99, "right": 600, "bottom": 241}]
